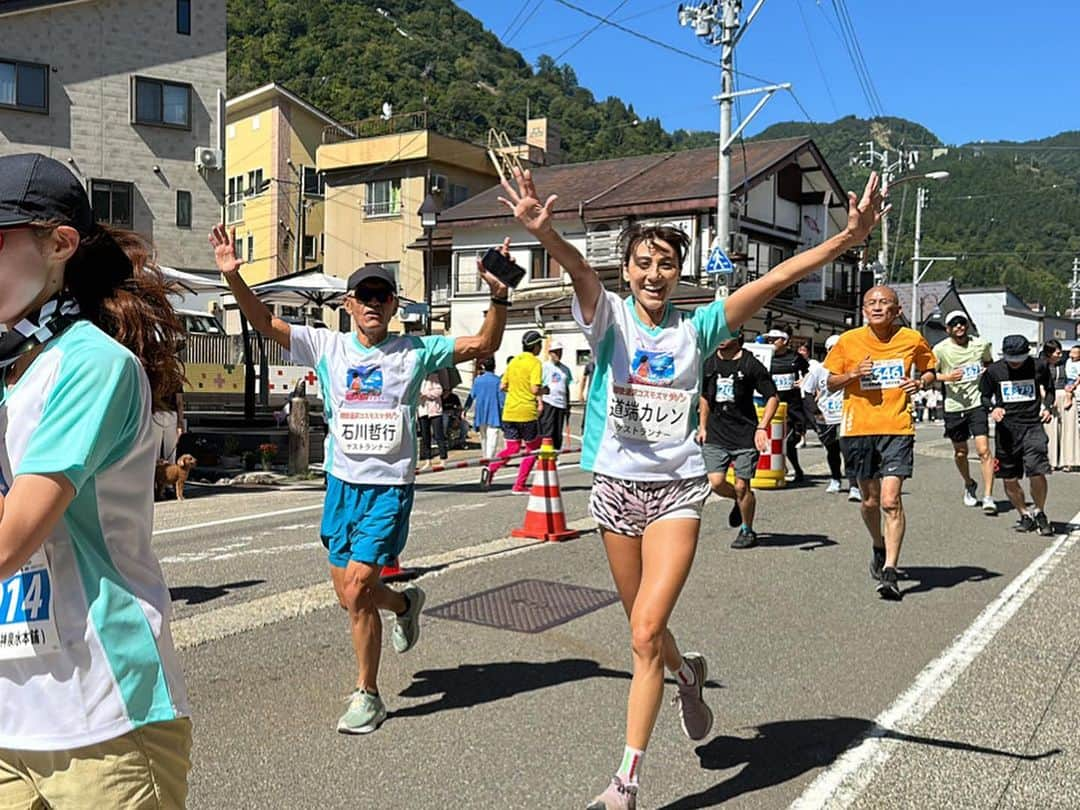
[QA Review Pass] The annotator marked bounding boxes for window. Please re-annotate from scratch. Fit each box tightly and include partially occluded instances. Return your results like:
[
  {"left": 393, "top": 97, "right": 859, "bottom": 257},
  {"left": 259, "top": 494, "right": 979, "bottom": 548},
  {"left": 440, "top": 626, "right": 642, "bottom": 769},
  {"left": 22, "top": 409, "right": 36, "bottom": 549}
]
[
  {"left": 176, "top": 190, "right": 192, "bottom": 228},
  {"left": 530, "top": 249, "right": 560, "bottom": 282},
  {"left": 234, "top": 236, "right": 243, "bottom": 261},
  {"left": 246, "top": 168, "right": 265, "bottom": 197},
  {"left": 0, "top": 59, "right": 48, "bottom": 113},
  {"left": 246, "top": 235, "right": 254, "bottom": 262},
  {"left": 90, "top": 180, "right": 133, "bottom": 227},
  {"left": 364, "top": 179, "right": 401, "bottom": 217},
  {"left": 226, "top": 175, "right": 244, "bottom": 223},
  {"left": 454, "top": 251, "right": 484, "bottom": 294},
  {"left": 302, "top": 166, "right": 324, "bottom": 197},
  {"left": 133, "top": 76, "right": 191, "bottom": 128},
  {"left": 176, "top": 0, "right": 191, "bottom": 34},
  {"left": 303, "top": 235, "right": 317, "bottom": 261},
  {"left": 447, "top": 183, "right": 469, "bottom": 207}
]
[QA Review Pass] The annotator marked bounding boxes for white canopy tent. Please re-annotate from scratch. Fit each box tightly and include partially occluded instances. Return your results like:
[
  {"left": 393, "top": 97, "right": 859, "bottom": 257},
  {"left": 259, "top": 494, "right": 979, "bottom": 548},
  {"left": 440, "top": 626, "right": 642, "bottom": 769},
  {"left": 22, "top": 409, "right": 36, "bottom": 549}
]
[{"left": 221, "top": 269, "right": 348, "bottom": 309}]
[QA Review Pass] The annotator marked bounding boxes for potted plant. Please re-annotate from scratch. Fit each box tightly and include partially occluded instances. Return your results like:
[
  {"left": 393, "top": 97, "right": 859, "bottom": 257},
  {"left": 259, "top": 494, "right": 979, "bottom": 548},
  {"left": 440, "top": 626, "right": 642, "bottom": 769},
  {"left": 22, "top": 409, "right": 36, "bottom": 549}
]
[
  {"left": 221, "top": 435, "right": 241, "bottom": 468},
  {"left": 258, "top": 442, "right": 278, "bottom": 471}
]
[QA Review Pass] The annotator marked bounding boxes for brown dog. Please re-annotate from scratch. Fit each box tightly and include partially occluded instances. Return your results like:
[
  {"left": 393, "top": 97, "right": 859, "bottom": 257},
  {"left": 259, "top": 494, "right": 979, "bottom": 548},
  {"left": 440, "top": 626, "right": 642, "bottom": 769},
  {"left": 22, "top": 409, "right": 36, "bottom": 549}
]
[{"left": 155, "top": 454, "right": 197, "bottom": 501}]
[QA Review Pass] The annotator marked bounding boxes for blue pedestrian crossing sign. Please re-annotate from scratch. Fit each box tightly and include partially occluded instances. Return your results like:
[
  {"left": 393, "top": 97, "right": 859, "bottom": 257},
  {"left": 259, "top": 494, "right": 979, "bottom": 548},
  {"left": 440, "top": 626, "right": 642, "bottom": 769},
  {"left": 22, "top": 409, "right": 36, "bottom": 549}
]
[{"left": 705, "top": 243, "right": 734, "bottom": 275}]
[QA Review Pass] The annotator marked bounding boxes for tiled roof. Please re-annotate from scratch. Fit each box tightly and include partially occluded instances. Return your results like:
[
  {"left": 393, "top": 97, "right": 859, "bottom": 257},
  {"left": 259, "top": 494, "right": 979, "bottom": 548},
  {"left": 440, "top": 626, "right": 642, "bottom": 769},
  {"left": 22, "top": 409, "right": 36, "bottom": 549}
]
[{"left": 440, "top": 136, "right": 830, "bottom": 225}]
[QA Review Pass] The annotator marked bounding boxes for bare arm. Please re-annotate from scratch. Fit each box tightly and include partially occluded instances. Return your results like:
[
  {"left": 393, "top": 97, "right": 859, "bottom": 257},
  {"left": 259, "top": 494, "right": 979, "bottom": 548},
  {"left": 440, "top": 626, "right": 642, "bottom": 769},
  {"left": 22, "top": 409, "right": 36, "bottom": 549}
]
[
  {"left": 724, "top": 173, "right": 887, "bottom": 331},
  {"left": 209, "top": 225, "right": 292, "bottom": 351},
  {"left": 0, "top": 474, "right": 74, "bottom": 580},
  {"left": 498, "top": 168, "right": 604, "bottom": 325},
  {"left": 452, "top": 243, "right": 511, "bottom": 364},
  {"left": 697, "top": 395, "right": 710, "bottom": 443}
]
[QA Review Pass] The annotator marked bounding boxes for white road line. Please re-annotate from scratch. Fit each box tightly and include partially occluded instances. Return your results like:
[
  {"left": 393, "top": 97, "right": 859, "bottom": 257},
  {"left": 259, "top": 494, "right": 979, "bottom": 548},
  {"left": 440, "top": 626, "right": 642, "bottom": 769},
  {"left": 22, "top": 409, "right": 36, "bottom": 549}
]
[
  {"left": 790, "top": 509, "right": 1080, "bottom": 810},
  {"left": 171, "top": 515, "right": 597, "bottom": 651}
]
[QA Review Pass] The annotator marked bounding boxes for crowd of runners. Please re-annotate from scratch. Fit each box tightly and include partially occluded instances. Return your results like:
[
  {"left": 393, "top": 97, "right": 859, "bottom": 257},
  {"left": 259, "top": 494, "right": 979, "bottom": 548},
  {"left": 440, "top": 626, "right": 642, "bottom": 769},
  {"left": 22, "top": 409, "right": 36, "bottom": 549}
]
[{"left": 0, "top": 152, "right": 1064, "bottom": 810}]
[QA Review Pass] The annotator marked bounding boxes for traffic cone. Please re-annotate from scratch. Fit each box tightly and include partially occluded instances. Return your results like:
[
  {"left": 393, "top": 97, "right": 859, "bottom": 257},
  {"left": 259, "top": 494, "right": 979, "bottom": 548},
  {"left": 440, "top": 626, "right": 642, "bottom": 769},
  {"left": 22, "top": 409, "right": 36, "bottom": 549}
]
[
  {"left": 380, "top": 557, "right": 409, "bottom": 581},
  {"left": 511, "top": 439, "right": 581, "bottom": 542}
]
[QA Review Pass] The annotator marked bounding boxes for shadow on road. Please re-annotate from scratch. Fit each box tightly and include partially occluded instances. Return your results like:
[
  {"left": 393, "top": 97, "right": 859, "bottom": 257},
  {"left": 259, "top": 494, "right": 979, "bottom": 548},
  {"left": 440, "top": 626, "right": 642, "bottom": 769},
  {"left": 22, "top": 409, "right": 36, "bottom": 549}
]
[
  {"left": 169, "top": 578, "right": 265, "bottom": 606},
  {"left": 660, "top": 716, "right": 1060, "bottom": 809},
  {"left": 391, "top": 659, "right": 633, "bottom": 719},
  {"left": 898, "top": 566, "right": 1000, "bottom": 598},
  {"left": 755, "top": 533, "right": 837, "bottom": 551}
]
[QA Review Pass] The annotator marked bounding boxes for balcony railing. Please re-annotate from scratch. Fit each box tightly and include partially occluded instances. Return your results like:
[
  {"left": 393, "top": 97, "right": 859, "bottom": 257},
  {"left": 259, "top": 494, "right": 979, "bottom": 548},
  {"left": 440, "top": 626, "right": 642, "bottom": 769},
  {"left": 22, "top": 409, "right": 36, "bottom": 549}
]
[
  {"left": 323, "top": 110, "right": 429, "bottom": 145},
  {"left": 225, "top": 200, "right": 245, "bottom": 224},
  {"left": 363, "top": 200, "right": 402, "bottom": 218}
]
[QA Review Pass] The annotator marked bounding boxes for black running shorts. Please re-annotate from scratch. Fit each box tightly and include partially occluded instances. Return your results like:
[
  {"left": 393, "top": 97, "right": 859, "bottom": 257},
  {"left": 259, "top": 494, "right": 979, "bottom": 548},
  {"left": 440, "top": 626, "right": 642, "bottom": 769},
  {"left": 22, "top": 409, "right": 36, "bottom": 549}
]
[
  {"left": 943, "top": 407, "right": 989, "bottom": 443},
  {"left": 840, "top": 434, "right": 915, "bottom": 480},
  {"left": 994, "top": 421, "right": 1051, "bottom": 480}
]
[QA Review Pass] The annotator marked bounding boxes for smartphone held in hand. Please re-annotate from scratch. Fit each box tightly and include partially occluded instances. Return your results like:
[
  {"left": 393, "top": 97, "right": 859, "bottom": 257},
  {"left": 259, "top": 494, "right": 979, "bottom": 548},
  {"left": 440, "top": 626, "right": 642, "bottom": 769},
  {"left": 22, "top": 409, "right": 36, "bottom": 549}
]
[{"left": 481, "top": 247, "right": 525, "bottom": 289}]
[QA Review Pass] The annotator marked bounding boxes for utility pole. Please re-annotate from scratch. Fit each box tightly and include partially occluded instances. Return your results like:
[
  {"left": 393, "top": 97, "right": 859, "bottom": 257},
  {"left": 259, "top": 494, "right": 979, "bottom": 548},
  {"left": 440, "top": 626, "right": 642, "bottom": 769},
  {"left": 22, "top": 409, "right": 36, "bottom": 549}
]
[
  {"left": 852, "top": 140, "right": 922, "bottom": 277},
  {"left": 679, "top": 0, "right": 788, "bottom": 297},
  {"left": 294, "top": 180, "right": 305, "bottom": 274},
  {"left": 1070, "top": 256, "right": 1080, "bottom": 315},
  {"left": 912, "top": 186, "right": 924, "bottom": 329}
]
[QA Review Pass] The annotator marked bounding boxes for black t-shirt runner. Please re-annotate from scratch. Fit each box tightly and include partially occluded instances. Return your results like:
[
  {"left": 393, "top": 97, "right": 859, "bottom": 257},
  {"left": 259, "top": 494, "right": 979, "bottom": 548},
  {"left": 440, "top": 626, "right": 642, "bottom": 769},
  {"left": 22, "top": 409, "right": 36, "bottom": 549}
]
[
  {"left": 769, "top": 350, "right": 810, "bottom": 409},
  {"left": 980, "top": 358, "right": 1054, "bottom": 426},
  {"left": 701, "top": 351, "right": 777, "bottom": 449}
]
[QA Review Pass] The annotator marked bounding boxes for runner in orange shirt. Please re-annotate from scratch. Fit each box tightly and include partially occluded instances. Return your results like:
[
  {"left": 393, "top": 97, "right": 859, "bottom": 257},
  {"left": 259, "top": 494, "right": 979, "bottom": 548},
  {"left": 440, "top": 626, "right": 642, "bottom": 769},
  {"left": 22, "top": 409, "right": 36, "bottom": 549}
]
[{"left": 824, "top": 286, "right": 936, "bottom": 600}]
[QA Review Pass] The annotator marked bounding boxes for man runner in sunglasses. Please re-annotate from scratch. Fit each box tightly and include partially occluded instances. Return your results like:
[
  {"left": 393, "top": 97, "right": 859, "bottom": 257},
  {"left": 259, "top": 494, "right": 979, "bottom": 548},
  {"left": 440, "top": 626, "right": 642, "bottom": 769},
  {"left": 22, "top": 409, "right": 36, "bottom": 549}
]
[{"left": 210, "top": 225, "right": 510, "bottom": 734}]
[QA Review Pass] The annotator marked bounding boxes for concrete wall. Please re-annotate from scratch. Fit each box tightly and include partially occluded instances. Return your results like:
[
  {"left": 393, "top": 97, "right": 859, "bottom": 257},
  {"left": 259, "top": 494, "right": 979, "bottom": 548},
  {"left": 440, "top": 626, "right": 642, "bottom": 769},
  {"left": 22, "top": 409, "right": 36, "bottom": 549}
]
[{"left": 0, "top": 0, "right": 226, "bottom": 272}]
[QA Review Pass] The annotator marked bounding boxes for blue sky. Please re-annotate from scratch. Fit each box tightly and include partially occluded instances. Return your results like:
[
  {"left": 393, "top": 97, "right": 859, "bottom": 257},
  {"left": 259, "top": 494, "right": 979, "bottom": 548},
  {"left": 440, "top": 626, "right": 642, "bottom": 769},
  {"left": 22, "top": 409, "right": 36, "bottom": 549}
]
[{"left": 455, "top": 0, "right": 1079, "bottom": 144}]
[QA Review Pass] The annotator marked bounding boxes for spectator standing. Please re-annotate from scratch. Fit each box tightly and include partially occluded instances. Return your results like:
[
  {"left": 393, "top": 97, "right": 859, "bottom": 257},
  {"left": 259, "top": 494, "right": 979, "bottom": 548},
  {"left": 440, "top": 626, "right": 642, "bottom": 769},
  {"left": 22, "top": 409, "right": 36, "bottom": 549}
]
[
  {"left": 418, "top": 373, "right": 447, "bottom": 469},
  {"left": 541, "top": 342, "right": 573, "bottom": 450},
  {"left": 924, "top": 385, "right": 942, "bottom": 422},
  {"left": 152, "top": 385, "right": 185, "bottom": 462},
  {"left": 1063, "top": 346, "right": 1080, "bottom": 471},
  {"left": 1041, "top": 340, "right": 1069, "bottom": 469},
  {"left": 466, "top": 357, "right": 505, "bottom": 459}
]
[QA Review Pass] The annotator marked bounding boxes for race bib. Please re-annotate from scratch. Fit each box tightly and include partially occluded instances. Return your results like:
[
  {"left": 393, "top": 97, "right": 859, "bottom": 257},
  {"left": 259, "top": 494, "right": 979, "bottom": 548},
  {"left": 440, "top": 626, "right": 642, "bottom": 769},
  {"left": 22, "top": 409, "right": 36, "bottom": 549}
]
[
  {"left": 0, "top": 548, "right": 62, "bottom": 661},
  {"left": 958, "top": 363, "right": 982, "bottom": 382},
  {"left": 822, "top": 394, "right": 844, "bottom": 422},
  {"left": 714, "top": 377, "right": 735, "bottom": 404},
  {"left": 860, "top": 359, "right": 906, "bottom": 390},
  {"left": 608, "top": 382, "right": 693, "bottom": 443},
  {"left": 1000, "top": 380, "right": 1036, "bottom": 404},
  {"left": 772, "top": 373, "right": 796, "bottom": 392},
  {"left": 335, "top": 407, "right": 404, "bottom": 455}
]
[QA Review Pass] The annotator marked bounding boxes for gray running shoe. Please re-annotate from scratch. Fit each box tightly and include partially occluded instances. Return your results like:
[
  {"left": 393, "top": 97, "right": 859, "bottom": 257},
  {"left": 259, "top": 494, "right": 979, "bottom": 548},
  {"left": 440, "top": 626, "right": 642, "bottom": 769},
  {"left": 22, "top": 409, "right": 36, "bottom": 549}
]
[
  {"left": 1014, "top": 514, "right": 1036, "bottom": 533},
  {"left": 963, "top": 480, "right": 978, "bottom": 507},
  {"left": 1034, "top": 510, "right": 1054, "bottom": 537},
  {"left": 673, "top": 652, "right": 713, "bottom": 741},
  {"left": 391, "top": 585, "right": 426, "bottom": 654},
  {"left": 876, "top": 567, "right": 902, "bottom": 601},
  {"left": 337, "top": 690, "right": 387, "bottom": 734},
  {"left": 730, "top": 527, "right": 758, "bottom": 549},
  {"left": 586, "top": 777, "right": 637, "bottom": 810},
  {"left": 869, "top": 547, "right": 886, "bottom": 582},
  {"left": 982, "top": 496, "right": 998, "bottom": 515}
]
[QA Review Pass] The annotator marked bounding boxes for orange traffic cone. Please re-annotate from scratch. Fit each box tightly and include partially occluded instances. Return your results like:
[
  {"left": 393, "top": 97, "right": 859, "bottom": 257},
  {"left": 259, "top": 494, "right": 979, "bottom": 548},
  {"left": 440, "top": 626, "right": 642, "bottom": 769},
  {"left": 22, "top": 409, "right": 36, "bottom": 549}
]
[
  {"left": 511, "top": 439, "right": 581, "bottom": 542},
  {"left": 380, "top": 557, "right": 409, "bottom": 581}
]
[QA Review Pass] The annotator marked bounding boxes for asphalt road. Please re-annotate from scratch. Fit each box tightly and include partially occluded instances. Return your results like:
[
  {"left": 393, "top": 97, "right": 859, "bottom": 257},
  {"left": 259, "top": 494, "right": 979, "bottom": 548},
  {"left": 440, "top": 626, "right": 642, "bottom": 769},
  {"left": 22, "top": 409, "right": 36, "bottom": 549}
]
[{"left": 153, "top": 424, "right": 1080, "bottom": 809}]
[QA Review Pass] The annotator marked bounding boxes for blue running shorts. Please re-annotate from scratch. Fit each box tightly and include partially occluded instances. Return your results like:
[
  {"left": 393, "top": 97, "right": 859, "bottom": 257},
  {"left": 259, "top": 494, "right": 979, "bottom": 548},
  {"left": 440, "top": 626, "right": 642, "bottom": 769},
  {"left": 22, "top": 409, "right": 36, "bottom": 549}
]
[{"left": 321, "top": 474, "right": 414, "bottom": 568}]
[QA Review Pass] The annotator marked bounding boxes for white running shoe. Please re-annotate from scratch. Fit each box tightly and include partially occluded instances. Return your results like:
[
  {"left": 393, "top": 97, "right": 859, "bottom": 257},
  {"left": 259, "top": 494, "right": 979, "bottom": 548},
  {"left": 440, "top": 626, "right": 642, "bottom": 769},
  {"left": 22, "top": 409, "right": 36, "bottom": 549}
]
[
  {"left": 848, "top": 485, "right": 862, "bottom": 503},
  {"left": 982, "top": 496, "right": 998, "bottom": 515},
  {"left": 825, "top": 479, "right": 841, "bottom": 494},
  {"left": 963, "top": 480, "right": 978, "bottom": 507}
]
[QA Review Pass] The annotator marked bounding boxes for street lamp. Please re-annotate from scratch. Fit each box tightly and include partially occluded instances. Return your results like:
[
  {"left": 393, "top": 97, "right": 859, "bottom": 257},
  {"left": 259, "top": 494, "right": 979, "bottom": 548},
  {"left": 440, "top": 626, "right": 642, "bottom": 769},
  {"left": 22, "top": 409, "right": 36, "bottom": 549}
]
[
  {"left": 909, "top": 171, "right": 951, "bottom": 329},
  {"left": 418, "top": 192, "right": 440, "bottom": 335}
]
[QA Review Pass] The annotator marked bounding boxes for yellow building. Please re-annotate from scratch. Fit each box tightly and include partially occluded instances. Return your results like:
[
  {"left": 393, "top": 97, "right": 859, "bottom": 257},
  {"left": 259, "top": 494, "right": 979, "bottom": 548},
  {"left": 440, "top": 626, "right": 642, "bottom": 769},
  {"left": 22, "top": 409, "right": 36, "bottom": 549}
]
[
  {"left": 316, "top": 111, "right": 500, "bottom": 333},
  {"left": 224, "top": 83, "right": 346, "bottom": 294}
]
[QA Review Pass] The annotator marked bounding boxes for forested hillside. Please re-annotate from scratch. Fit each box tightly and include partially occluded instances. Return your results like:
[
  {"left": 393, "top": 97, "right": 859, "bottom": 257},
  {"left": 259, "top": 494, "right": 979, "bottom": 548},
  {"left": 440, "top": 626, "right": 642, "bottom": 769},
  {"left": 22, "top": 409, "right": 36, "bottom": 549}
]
[{"left": 228, "top": 0, "right": 1080, "bottom": 311}]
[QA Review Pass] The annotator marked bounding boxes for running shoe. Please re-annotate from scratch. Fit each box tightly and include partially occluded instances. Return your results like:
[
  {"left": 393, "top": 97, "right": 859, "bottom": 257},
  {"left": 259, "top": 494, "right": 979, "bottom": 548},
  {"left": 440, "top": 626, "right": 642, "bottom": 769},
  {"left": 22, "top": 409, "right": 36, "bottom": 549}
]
[
  {"left": 727, "top": 501, "right": 742, "bottom": 528},
  {"left": 479, "top": 467, "right": 491, "bottom": 491},
  {"left": 982, "top": 496, "right": 998, "bottom": 515},
  {"left": 869, "top": 547, "right": 886, "bottom": 582},
  {"left": 730, "top": 527, "right": 758, "bottom": 549},
  {"left": 848, "top": 485, "right": 862, "bottom": 503},
  {"left": 963, "top": 480, "right": 978, "bottom": 507},
  {"left": 673, "top": 653, "right": 713, "bottom": 741},
  {"left": 337, "top": 690, "right": 387, "bottom": 734},
  {"left": 1034, "top": 510, "right": 1054, "bottom": 537},
  {"left": 586, "top": 777, "right": 637, "bottom": 810},
  {"left": 825, "top": 479, "right": 841, "bottom": 494},
  {"left": 876, "top": 566, "right": 902, "bottom": 601},
  {"left": 510, "top": 486, "right": 530, "bottom": 495},
  {"left": 391, "top": 585, "right": 426, "bottom": 654},
  {"left": 418, "top": 459, "right": 431, "bottom": 471},
  {"left": 1014, "top": 513, "right": 1037, "bottom": 533}
]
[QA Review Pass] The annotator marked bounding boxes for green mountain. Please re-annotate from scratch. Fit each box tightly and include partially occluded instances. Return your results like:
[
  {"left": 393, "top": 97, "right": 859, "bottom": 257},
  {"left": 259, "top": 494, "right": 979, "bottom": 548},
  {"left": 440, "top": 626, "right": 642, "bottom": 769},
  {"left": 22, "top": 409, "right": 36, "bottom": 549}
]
[{"left": 228, "top": 1, "right": 1080, "bottom": 313}]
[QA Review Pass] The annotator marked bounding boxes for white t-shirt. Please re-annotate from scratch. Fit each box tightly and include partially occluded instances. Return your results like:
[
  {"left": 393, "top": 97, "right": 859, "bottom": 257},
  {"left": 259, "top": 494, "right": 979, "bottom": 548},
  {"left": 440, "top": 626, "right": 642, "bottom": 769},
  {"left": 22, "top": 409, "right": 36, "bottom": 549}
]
[
  {"left": 288, "top": 326, "right": 454, "bottom": 485},
  {"left": 542, "top": 362, "right": 573, "bottom": 409},
  {"left": 574, "top": 290, "right": 731, "bottom": 481},
  {"left": 801, "top": 363, "right": 843, "bottom": 426},
  {"left": 0, "top": 321, "right": 188, "bottom": 750}
]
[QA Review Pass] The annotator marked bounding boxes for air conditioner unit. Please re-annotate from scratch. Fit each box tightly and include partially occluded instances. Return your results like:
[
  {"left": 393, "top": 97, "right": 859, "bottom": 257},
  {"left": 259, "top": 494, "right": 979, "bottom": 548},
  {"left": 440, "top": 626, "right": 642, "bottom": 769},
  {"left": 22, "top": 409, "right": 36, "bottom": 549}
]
[
  {"left": 195, "top": 147, "right": 222, "bottom": 171},
  {"left": 731, "top": 232, "right": 749, "bottom": 255},
  {"left": 430, "top": 173, "right": 448, "bottom": 193}
]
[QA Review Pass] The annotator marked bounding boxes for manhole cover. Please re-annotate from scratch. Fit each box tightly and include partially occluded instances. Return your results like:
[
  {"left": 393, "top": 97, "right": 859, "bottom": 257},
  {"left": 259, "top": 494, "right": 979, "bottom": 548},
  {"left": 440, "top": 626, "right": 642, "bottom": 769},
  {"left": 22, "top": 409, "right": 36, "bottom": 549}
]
[{"left": 425, "top": 579, "right": 619, "bottom": 634}]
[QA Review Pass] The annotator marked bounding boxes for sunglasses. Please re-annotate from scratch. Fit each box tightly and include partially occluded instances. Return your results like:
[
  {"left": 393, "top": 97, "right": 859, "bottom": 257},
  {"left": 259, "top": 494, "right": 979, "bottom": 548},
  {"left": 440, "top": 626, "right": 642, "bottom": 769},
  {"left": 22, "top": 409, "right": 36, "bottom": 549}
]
[
  {"left": 947, "top": 319, "right": 968, "bottom": 328},
  {"left": 352, "top": 286, "right": 394, "bottom": 304}
]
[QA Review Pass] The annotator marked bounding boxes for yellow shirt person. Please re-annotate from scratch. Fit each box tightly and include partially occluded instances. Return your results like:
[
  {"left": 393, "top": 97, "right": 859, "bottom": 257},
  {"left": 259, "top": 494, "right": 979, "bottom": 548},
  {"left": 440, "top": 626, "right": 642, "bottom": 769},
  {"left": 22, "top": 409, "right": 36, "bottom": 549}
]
[{"left": 502, "top": 351, "right": 543, "bottom": 423}]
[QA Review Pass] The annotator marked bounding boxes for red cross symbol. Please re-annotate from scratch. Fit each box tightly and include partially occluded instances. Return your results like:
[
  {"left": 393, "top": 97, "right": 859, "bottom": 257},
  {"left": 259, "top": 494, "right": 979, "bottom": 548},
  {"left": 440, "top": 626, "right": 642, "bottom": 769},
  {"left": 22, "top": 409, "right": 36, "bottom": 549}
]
[
  {"left": 213, "top": 374, "right": 226, "bottom": 389},
  {"left": 304, "top": 370, "right": 318, "bottom": 386}
]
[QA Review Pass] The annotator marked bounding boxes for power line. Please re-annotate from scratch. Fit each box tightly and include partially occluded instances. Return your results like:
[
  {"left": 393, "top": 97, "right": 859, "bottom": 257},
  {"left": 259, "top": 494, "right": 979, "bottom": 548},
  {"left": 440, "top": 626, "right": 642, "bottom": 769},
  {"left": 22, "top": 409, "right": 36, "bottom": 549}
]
[
  {"left": 553, "top": 0, "right": 630, "bottom": 62},
  {"left": 792, "top": 0, "right": 839, "bottom": 118},
  {"left": 826, "top": 0, "right": 882, "bottom": 117},
  {"left": 834, "top": 0, "right": 884, "bottom": 114},
  {"left": 505, "top": 0, "right": 546, "bottom": 44},
  {"left": 516, "top": 2, "right": 671, "bottom": 51}
]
